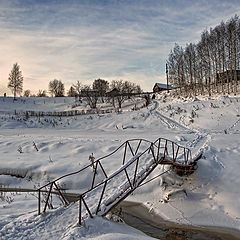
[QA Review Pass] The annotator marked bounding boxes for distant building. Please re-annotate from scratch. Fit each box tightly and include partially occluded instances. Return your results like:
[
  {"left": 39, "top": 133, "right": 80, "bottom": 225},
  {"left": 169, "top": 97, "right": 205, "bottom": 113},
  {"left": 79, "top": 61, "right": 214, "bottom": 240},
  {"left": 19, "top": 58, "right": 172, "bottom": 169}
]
[
  {"left": 80, "top": 89, "right": 99, "bottom": 97},
  {"left": 216, "top": 70, "right": 240, "bottom": 83},
  {"left": 153, "top": 83, "right": 174, "bottom": 92},
  {"left": 106, "top": 88, "right": 120, "bottom": 97}
]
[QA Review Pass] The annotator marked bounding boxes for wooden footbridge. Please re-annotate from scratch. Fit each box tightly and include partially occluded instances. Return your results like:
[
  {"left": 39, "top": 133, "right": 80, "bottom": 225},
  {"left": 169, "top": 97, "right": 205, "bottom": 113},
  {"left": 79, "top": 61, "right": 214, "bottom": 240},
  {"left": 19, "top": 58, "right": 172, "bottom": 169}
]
[{"left": 37, "top": 138, "right": 201, "bottom": 225}]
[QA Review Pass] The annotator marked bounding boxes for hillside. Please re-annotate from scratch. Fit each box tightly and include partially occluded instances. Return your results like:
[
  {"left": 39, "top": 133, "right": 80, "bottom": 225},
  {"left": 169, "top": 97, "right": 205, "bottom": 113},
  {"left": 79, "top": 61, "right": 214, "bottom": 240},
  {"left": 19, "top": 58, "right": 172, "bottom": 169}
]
[{"left": 0, "top": 94, "right": 240, "bottom": 239}]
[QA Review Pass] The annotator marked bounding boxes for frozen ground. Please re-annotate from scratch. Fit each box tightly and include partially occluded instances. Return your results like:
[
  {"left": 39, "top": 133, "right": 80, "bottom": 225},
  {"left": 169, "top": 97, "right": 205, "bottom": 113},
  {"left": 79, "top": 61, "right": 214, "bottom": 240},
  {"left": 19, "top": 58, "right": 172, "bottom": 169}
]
[{"left": 0, "top": 94, "right": 240, "bottom": 239}]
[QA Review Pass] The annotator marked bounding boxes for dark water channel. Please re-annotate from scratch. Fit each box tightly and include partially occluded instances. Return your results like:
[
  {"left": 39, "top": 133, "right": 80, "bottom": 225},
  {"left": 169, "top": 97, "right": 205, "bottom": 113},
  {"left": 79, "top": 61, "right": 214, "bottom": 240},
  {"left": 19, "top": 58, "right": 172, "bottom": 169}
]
[{"left": 114, "top": 201, "right": 240, "bottom": 240}]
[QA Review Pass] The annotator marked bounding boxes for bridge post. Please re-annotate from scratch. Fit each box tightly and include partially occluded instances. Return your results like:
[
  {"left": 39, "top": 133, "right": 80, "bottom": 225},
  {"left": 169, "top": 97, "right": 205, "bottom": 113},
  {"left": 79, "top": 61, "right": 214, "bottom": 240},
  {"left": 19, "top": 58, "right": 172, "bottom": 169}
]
[
  {"left": 96, "top": 181, "right": 107, "bottom": 214},
  {"left": 127, "top": 141, "right": 134, "bottom": 156},
  {"left": 124, "top": 169, "right": 133, "bottom": 189},
  {"left": 133, "top": 157, "right": 139, "bottom": 186},
  {"left": 122, "top": 143, "right": 127, "bottom": 165},
  {"left": 163, "top": 140, "right": 168, "bottom": 159},
  {"left": 38, "top": 189, "right": 41, "bottom": 215},
  {"left": 172, "top": 142, "right": 175, "bottom": 162},
  {"left": 157, "top": 138, "right": 161, "bottom": 162},
  {"left": 149, "top": 143, "right": 157, "bottom": 163},
  {"left": 98, "top": 161, "right": 108, "bottom": 178},
  {"left": 78, "top": 196, "right": 82, "bottom": 225},
  {"left": 53, "top": 182, "right": 69, "bottom": 206},
  {"left": 43, "top": 182, "right": 53, "bottom": 212},
  {"left": 174, "top": 146, "right": 179, "bottom": 162},
  {"left": 91, "top": 161, "right": 99, "bottom": 189},
  {"left": 134, "top": 139, "right": 142, "bottom": 155}
]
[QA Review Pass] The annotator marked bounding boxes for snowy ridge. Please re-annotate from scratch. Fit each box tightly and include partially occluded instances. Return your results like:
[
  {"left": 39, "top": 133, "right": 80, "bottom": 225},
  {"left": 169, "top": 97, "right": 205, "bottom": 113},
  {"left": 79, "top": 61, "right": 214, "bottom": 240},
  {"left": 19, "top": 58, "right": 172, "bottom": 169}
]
[{"left": 0, "top": 95, "right": 240, "bottom": 239}]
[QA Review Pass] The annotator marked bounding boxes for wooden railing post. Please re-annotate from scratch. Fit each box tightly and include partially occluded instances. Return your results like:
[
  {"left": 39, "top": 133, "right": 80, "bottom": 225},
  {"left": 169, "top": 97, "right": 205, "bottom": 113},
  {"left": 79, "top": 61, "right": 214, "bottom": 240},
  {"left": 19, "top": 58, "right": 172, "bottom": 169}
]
[
  {"left": 53, "top": 182, "right": 69, "bottom": 206},
  {"left": 133, "top": 157, "right": 139, "bottom": 186},
  {"left": 91, "top": 161, "right": 99, "bottom": 189},
  {"left": 98, "top": 161, "right": 108, "bottom": 178},
  {"left": 163, "top": 140, "right": 168, "bottom": 159},
  {"left": 184, "top": 148, "right": 187, "bottom": 164},
  {"left": 96, "top": 181, "right": 108, "bottom": 214},
  {"left": 43, "top": 182, "right": 53, "bottom": 213},
  {"left": 124, "top": 169, "right": 133, "bottom": 189},
  {"left": 38, "top": 189, "right": 41, "bottom": 215},
  {"left": 134, "top": 139, "right": 142, "bottom": 155},
  {"left": 174, "top": 146, "right": 179, "bottom": 162},
  {"left": 149, "top": 143, "right": 157, "bottom": 163},
  {"left": 127, "top": 141, "right": 134, "bottom": 156},
  {"left": 157, "top": 138, "right": 161, "bottom": 161},
  {"left": 79, "top": 195, "right": 82, "bottom": 225},
  {"left": 172, "top": 142, "right": 175, "bottom": 162},
  {"left": 122, "top": 142, "right": 127, "bottom": 165}
]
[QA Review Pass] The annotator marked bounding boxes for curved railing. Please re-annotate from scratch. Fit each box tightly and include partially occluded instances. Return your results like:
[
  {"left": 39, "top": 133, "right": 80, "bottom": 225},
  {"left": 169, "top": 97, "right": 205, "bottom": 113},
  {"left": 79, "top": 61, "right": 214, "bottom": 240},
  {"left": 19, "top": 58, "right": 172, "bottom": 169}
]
[{"left": 37, "top": 137, "right": 193, "bottom": 225}]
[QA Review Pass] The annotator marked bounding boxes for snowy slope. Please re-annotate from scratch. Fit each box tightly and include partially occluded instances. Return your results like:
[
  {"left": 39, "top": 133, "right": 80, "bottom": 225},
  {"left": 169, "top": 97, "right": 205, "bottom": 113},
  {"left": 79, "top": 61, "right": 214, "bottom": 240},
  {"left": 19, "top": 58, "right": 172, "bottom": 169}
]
[{"left": 0, "top": 95, "right": 240, "bottom": 239}]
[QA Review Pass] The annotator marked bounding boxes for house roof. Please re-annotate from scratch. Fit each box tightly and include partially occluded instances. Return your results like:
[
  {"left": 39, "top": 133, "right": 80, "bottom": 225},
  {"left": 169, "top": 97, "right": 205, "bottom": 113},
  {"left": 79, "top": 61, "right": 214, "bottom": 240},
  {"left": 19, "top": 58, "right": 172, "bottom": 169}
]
[
  {"left": 154, "top": 83, "right": 174, "bottom": 90},
  {"left": 81, "top": 89, "right": 98, "bottom": 92}
]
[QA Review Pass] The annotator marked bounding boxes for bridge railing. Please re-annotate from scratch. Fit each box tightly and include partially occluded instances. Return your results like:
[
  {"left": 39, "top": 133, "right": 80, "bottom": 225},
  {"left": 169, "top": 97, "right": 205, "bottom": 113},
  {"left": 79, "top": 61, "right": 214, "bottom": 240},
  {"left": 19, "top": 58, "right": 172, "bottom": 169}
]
[
  {"left": 37, "top": 138, "right": 193, "bottom": 224},
  {"left": 154, "top": 138, "right": 192, "bottom": 164},
  {"left": 37, "top": 139, "right": 154, "bottom": 214},
  {"left": 78, "top": 147, "right": 155, "bottom": 224}
]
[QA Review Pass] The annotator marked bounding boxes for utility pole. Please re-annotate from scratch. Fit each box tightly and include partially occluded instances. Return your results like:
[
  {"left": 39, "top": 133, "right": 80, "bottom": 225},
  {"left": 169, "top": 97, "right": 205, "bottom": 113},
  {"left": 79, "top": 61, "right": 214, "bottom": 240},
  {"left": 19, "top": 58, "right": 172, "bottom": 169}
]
[{"left": 166, "top": 62, "right": 169, "bottom": 93}]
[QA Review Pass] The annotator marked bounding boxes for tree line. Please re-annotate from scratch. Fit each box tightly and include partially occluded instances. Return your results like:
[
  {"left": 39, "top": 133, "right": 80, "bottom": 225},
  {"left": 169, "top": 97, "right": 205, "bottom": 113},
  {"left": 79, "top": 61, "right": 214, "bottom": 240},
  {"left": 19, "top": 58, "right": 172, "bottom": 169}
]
[
  {"left": 6, "top": 63, "right": 142, "bottom": 108},
  {"left": 167, "top": 15, "right": 240, "bottom": 96}
]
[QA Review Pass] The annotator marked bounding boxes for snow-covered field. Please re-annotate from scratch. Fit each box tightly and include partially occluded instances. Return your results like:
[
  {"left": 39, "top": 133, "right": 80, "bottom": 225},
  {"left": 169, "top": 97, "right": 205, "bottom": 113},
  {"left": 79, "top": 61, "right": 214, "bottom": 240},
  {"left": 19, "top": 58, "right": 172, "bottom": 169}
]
[{"left": 0, "top": 94, "right": 240, "bottom": 239}]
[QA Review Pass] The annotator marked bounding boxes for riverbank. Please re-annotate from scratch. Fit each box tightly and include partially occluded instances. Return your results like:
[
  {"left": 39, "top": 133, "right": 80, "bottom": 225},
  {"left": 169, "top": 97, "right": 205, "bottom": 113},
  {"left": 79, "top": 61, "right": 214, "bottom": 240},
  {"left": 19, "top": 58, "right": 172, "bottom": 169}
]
[{"left": 114, "top": 201, "right": 240, "bottom": 240}]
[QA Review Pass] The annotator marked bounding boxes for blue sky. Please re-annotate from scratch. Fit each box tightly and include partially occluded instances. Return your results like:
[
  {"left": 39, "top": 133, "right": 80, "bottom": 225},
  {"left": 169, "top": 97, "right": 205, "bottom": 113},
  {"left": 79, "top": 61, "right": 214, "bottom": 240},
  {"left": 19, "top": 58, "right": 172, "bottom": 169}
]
[{"left": 0, "top": 0, "right": 240, "bottom": 94}]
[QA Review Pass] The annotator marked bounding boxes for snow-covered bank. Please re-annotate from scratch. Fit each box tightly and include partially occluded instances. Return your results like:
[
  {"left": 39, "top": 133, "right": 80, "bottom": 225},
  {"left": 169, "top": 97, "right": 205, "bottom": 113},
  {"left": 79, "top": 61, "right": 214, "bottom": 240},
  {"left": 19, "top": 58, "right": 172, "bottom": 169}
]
[
  {"left": 117, "top": 201, "right": 240, "bottom": 240},
  {"left": 0, "top": 95, "right": 240, "bottom": 239}
]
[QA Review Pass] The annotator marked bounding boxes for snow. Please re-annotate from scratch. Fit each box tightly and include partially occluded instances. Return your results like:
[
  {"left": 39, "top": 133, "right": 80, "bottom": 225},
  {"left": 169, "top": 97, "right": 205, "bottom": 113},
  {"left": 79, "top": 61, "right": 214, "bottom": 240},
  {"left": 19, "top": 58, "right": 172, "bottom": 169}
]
[{"left": 0, "top": 94, "right": 240, "bottom": 239}]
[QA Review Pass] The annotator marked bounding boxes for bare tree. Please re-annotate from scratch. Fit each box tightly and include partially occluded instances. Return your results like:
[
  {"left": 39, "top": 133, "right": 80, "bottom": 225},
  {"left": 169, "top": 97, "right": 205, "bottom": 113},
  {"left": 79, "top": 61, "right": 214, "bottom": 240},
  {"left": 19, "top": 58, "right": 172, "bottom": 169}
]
[
  {"left": 8, "top": 63, "right": 23, "bottom": 100},
  {"left": 168, "top": 14, "right": 240, "bottom": 97},
  {"left": 81, "top": 85, "right": 99, "bottom": 109},
  {"left": 92, "top": 78, "right": 109, "bottom": 102},
  {"left": 49, "top": 79, "right": 65, "bottom": 97},
  {"left": 23, "top": 89, "right": 31, "bottom": 97},
  {"left": 67, "top": 86, "right": 77, "bottom": 97},
  {"left": 37, "top": 90, "right": 47, "bottom": 97},
  {"left": 110, "top": 80, "right": 126, "bottom": 109},
  {"left": 109, "top": 80, "right": 142, "bottom": 109},
  {"left": 73, "top": 81, "right": 82, "bottom": 100}
]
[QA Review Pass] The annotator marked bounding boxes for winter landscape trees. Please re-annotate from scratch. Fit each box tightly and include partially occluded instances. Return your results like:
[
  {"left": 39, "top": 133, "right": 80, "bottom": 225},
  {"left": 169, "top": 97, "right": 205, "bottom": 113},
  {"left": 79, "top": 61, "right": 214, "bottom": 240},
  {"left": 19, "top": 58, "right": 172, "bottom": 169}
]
[
  {"left": 92, "top": 78, "right": 109, "bottom": 102},
  {"left": 48, "top": 79, "right": 65, "bottom": 97},
  {"left": 168, "top": 15, "right": 240, "bottom": 97},
  {"left": 7, "top": 63, "right": 23, "bottom": 100}
]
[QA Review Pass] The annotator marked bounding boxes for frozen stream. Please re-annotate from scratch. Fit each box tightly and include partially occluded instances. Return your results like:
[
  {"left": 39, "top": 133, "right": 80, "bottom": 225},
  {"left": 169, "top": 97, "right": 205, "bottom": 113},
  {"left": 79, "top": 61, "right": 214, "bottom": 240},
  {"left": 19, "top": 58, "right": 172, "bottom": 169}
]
[
  {"left": 2, "top": 188, "right": 240, "bottom": 240},
  {"left": 114, "top": 201, "right": 240, "bottom": 240}
]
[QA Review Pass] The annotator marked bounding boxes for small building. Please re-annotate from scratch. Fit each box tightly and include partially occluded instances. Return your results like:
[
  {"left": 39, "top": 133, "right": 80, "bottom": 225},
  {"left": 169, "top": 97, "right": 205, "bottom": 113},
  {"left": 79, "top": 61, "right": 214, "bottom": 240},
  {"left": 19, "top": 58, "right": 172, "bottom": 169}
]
[
  {"left": 80, "top": 89, "right": 99, "bottom": 97},
  {"left": 153, "top": 83, "right": 174, "bottom": 92},
  {"left": 106, "top": 88, "right": 120, "bottom": 97},
  {"left": 216, "top": 70, "right": 240, "bottom": 83}
]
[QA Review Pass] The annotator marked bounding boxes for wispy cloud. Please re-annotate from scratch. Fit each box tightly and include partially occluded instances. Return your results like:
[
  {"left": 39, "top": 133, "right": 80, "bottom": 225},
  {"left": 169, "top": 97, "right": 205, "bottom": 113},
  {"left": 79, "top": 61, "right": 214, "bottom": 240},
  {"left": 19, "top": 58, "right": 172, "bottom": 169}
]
[{"left": 0, "top": 0, "right": 240, "bottom": 95}]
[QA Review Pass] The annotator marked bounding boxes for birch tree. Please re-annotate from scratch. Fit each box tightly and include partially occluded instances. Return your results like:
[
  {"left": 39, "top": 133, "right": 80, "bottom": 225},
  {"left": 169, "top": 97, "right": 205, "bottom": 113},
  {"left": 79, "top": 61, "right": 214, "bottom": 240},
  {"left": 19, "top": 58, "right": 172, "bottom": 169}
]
[{"left": 8, "top": 63, "right": 23, "bottom": 100}]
